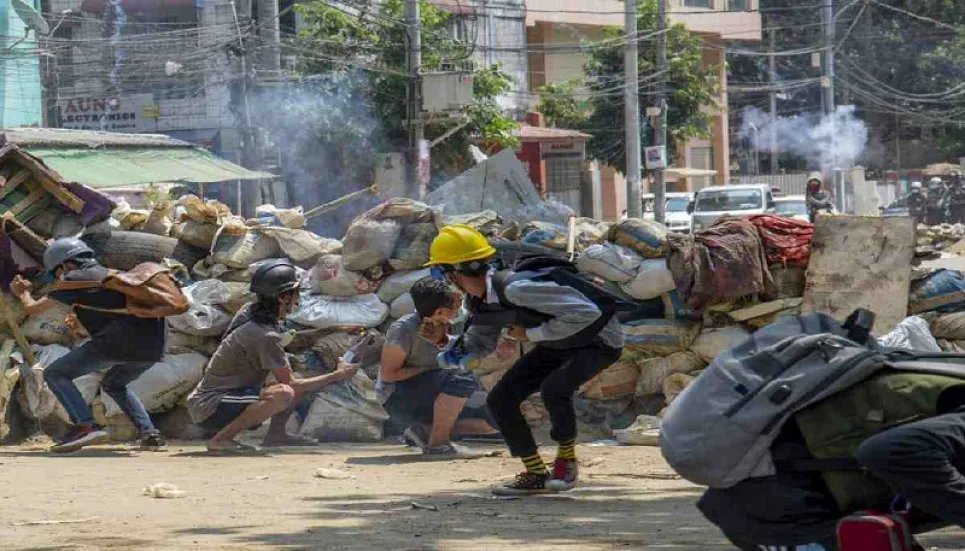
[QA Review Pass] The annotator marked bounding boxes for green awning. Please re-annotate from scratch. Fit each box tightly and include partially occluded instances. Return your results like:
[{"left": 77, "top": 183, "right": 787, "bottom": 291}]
[{"left": 24, "top": 147, "right": 275, "bottom": 189}]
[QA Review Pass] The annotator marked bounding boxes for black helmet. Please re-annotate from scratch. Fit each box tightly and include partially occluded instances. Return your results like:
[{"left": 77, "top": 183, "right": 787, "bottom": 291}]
[
  {"left": 250, "top": 259, "right": 299, "bottom": 297},
  {"left": 43, "top": 237, "right": 94, "bottom": 272}
]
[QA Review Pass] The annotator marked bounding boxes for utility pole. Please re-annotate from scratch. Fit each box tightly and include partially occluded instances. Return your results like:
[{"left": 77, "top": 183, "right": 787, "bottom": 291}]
[
  {"left": 624, "top": 0, "right": 642, "bottom": 219},
  {"left": 653, "top": 0, "right": 668, "bottom": 224},
  {"left": 405, "top": 0, "right": 424, "bottom": 199},
  {"left": 824, "top": 0, "right": 840, "bottom": 207},
  {"left": 231, "top": 0, "right": 257, "bottom": 216},
  {"left": 769, "top": 29, "right": 779, "bottom": 175},
  {"left": 258, "top": 0, "right": 281, "bottom": 75}
]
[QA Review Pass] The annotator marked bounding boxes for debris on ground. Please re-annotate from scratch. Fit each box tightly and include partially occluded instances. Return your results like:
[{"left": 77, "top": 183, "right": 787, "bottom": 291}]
[
  {"left": 142, "top": 483, "right": 186, "bottom": 499},
  {"left": 314, "top": 468, "right": 357, "bottom": 480}
]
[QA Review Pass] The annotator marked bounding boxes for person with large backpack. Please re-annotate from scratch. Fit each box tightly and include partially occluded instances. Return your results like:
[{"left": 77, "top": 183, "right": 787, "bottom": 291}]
[
  {"left": 186, "top": 259, "right": 358, "bottom": 453},
  {"left": 11, "top": 238, "right": 185, "bottom": 453},
  {"left": 660, "top": 310, "right": 965, "bottom": 551},
  {"left": 426, "top": 225, "right": 626, "bottom": 496}
]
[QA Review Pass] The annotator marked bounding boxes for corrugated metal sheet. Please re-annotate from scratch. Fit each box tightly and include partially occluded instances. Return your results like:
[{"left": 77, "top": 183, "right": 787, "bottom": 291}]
[{"left": 26, "top": 147, "right": 274, "bottom": 189}]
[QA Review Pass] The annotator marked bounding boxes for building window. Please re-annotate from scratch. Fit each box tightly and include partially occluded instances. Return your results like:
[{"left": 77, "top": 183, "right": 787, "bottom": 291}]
[
  {"left": 728, "top": 0, "right": 749, "bottom": 11},
  {"left": 682, "top": 0, "right": 713, "bottom": 9}
]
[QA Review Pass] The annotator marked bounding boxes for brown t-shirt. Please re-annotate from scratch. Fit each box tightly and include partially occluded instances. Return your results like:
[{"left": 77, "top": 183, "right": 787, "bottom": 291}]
[{"left": 186, "top": 308, "right": 289, "bottom": 423}]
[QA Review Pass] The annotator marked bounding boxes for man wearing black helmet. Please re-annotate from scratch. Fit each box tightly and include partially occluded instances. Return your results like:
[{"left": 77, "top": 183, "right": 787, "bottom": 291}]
[
  {"left": 11, "top": 238, "right": 167, "bottom": 453},
  {"left": 187, "top": 259, "right": 358, "bottom": 453}
]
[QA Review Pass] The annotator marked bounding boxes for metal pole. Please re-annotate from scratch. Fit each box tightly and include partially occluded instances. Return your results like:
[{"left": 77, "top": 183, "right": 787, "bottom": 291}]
[
  {"left": 231, "top": 1, "right": 257, "bottom": 216},
  {"left": 769, "top": 29, "right": 779, "bottom": 174},
  {"left": 824, "top": 0, "right": 840, "bottom": 208},
  {"left": 405, "top": 0, "right": 424, "bottom": 199},
  {"left": 624, "top": 0, "right": 643, "bottom": 219},
  {"left": 654, "top": 0, "right": 668, "bottom": 224},
  {"left": 257, "top": 0, "right": 281, "bottom": 75}
]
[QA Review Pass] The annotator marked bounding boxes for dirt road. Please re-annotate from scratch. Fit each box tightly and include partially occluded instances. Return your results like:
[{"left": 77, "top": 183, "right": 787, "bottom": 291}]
[{"left": 0, "top": 438, "right": 962, "bottom": 550}]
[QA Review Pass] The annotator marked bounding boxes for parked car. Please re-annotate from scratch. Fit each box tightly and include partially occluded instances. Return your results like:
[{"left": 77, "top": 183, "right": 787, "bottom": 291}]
[
  {"left": 881, "top": 195, "right": 911, "bottom": 218},
  {"left": 642, "top": 192, "right": 694, "bottom": 233},
  {"left": 689, "top": 184, "right": 775, "bottom": 232},
  {"left": 772, "top": 195, "right": 811, "bottom": 223}
]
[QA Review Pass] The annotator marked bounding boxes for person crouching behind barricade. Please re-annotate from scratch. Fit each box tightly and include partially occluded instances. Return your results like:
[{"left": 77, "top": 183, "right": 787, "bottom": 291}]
[
  {"left": 186, "top": 259, "right": 357, "bottom": 454},
  {"left": 376, "top": 277, "right": 500, "bottom": 459}
]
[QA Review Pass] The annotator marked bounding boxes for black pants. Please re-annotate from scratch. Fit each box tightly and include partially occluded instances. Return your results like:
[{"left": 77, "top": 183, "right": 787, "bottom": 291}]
[
  {"left": 700, "top": 413, "right": 965, "bottom": 550},
  {"left": 951, "top": 204, "right": 965, "bottom": 224},
  {"left": 486, "top": 342, "right": 621, "bottom": 458}
]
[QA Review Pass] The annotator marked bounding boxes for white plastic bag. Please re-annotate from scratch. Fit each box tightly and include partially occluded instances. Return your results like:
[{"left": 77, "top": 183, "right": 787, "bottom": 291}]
[
  {"left": 390, "top": 293, "right": 415, "bottom": 319},
  {"left": 377, "top": 269, "right": 431, "bottom": 303},
  {"left": 620, "top": 258, "right": 676, "bottom": 300},
  {"left": 342, "top": 218, "right": 402, "bottom": 271},
  {"left": 261, "top": 227, "right": 342, "bottom": 265},
  {"left": 613, "top": 415, "right": 661, "bottom": 446},
  {"left": 185, "top": 279, "right": 233, "bottom": 306},
  {"left": 296, "top": 371, "right": 388, "bottom": 442},
  {"left": 690, "top": 326, "right": 752, "bottom": 363},
  {"left": 878, "top": 316, "right": 942, "bottom": 352},
  {"left": 289, "top": 293, "right": 389, "bottom": 329},
  {"left": 168, "top": 304, "right": 231, "bottom": 337},
  {"left": 103, "top": 352, "right": 208, "bottom": 416},
  {"left": 576, "top": 243, "right": 642, "bottom": 283}
]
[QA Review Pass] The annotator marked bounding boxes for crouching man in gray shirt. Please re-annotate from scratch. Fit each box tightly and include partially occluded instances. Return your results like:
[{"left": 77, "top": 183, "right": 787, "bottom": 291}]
[{"left": 187, "top": 260, "right": 356, "bottom": 453}]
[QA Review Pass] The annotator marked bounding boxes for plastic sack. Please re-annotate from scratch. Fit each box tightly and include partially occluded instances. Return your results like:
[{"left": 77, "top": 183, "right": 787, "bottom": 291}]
[
  {"left": 444, "top": 211, "right": 502, "bottom": 236},
  {"left": 18, "top": 344, "right": 102, "bottom": 422},
  {"left": 111, "top": 199, "right": 149, "bottom": 231},
  {"left": 613, "top": 415, "right": 661, "bottom": 446},
  {"left": 308, "top": 255, "right": 377, "bottom": 297},
  {"left": 212, "top": 231, "right": 282, "bottom": 269},
  {"left": 607, "top": 218, "right": 668, "bottom": 259},
  {"left": 173, "top": 220, "right": 221, "bottom": 250},
  {"left": 690, "top": 326, "right": 752, "bottom": 363},
  {"left": 221, "top": 282, "right": 256, "bottom": 314},
  {"left": 167, "top": 330, "right": 220, "bottom": 356},
  {"left": 311, "top": 332, "right": 359, "bottom": 370},
  {"left": 296, "top": 371, "right": 389, "bottom": 442},
  {"left": 255, "top": 204, "right": 306, "bottom": 229},
  {"left": 664, "top": 372, "right": 697, "bottom": 405},
  {"left": 636, "top": 351, "right": 705, "bottom": 396},
  {"left": 929, "top": 312, "right": 965, "bottom": 340},
  {"left": 142, "top": 202, "right": 174, "bottom": 236},
  {"left": 877, "top": 316, "right": 942, "bottom": 353},
  {"left": 185, "top": 279, "right": 233, "bottom": 305},
  {"left": 388, "top": 223, "right": 437, "bottom": 271},
  {"left": 342, "top": 218, "right": 402, "bottom": 271},
  {"left": 261, "top": 227, "right": 342, "bottom": 266},
  {"left": 621, "top": 259, "right": 676, "bottom": 300},
  {"left": 909, "top": 269, "right": 965, "bottom": 314},
  {"left": 521, "top": 221, "right": 568, "bottom": 250},
  {"left": 377, "top": 269, "right": 431, "bottom": 303},
  {"left": 580, "top": 361, "right": 640, "bottom": 400},
  {"left": 390, "top": 292, "right": 415, "bottom": 319},
  {"left": 576, "top": 243, "right": 642, "bottom": 283},
  {"left": 168, "top": 304, "right": 230, "bottom": 337},
  {"left": 623, "top": 319, "right": 701, "bottom": 356},
  {"left": 20, "top": 302, "right": 77, "bottom": 345},
  {"left": 103, "top": 352, "right": 208, "bottom": 416},
  {"left": 289, "top": 293, "right": 389, "bottom": 329}
]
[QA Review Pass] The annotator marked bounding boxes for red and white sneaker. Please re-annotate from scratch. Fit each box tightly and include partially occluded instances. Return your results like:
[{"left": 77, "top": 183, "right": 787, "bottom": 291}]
[
  {"left": 546, "top": 458, "right": 579, "bottom": 492},
  {"left": 51, "top": 425, "right": 110, "bottom": 454}
]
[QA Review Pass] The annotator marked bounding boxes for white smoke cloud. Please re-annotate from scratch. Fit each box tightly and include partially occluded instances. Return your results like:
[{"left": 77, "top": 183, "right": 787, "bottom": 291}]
[{"left": 738, "top": 105, "right": 868, "bottom": 170}]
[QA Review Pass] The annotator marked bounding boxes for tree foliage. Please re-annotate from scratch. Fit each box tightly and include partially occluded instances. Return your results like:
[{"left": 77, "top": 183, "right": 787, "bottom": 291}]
[
  {"left": 535, "top": 0, "right": 720, "bottom": 175},
  {"left": 293, "top": 0, "right": 518, "bottom": 174}
]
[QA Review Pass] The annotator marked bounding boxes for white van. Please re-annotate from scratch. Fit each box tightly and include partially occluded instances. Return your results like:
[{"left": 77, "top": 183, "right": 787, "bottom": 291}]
[
  {"left": 690, "top": 184, "right": 775, "bottom": 232},
  {"left": 642, "top": 192, "right": 695, "bottom": 233}
]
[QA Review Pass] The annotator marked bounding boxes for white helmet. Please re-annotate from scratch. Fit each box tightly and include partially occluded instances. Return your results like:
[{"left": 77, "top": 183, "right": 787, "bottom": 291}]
[
  {"left": 911, "top": 181, "right": 922, "bottom": 190},
  {"left": 930, "top": 177, "right": 943, "bottom": 185}
]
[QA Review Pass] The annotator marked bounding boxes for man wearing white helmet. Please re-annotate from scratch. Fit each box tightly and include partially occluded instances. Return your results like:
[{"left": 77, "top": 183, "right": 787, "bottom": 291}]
[
  {"left": 908, "top": 182, "right": 926, "bottom": 225},
  {"left": 926, "top": 178, "right": 945, "bottom": 225}
]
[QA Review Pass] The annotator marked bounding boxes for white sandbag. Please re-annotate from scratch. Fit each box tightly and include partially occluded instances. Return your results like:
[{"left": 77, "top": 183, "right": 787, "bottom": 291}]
[
  {"left": 690, "top": 326, "right": 752, "bottom": 363},
  {"left": 261, "top": 227, "right": 342, "bottom": 266},
  {"left": 18, "top": 344, "right": 102, "bottom": 422},
  {"left": 142, "top": 202, "right": 174, "bottom": 236},
  {"left": 388, "top": 223, "right": 437, "bottom": 271},
  {"left": 289, "top": 293, "right": 389, "bottom": 329},
  {"left": 185, "top": 279, "right": 233, "bottom": 305},
  {"left": 623, "top": 319, "right": 701, "bottom": 356},
  {"left": 621, "top": 259, "right": 676, "bottom": 300},
  {"left": 212, "top": 231, "right": 282, "bottom": 269},
  {"left": 20, "top": 302, "right": 77, "bottom": 345},
  {"left": 256, "top": 204, "right": 306, "bottom": 229},
  {"left": 928, "top": 311, "right": 965, "bottom": 340},
  {"left": 167, "top": 331, "right": 220, "bottom": 356},
  {"left": 103, "top": 352, "right": 208, "bottom": 416},
  {"left": 613, "top": 415, "right": 661, "bottom": 446},
  {"left": 173, "top": 220, "right": 220, "bottom": 250},
  {"left": 635, "top": 351, "right": 705, "bottom": 396},
  {"left": 576, "top": 243, "right": 642, "bottom": 283},
  {"left": 308, "top": 255, "right": 377, "bottom": 297},
  {"left": 342, "top": 218, "right": 402, "bottom": 271},
  {"left": 663, "top": 372, "right": 697, "bottom": 405},
  {"left": 377, "top": 269, "right": 431, "bottom": 303},
  {"left": 221, "top": 282, "right": 256, "bottom": 314},
  {"left": 390, "top": 293, "right": 415, "bottom": 319},
  {"left": 878, "top": 316, "right": 942, "bottom": 353},
  {"left": 168, "top": 304, "right": 231, "bottom": 337},
  {"left": 296, "top": 371, "right": 388, "bottom": 442}
]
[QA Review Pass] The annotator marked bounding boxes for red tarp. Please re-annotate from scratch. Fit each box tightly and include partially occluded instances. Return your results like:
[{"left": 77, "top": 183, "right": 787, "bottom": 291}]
[{"left": 747, "top": 214, "right": 814, "bottom": 268}]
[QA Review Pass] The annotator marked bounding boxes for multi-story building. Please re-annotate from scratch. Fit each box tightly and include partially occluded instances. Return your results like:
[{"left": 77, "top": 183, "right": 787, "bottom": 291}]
[
  {"left": 1, "top": 0, "right": 43, "bottom": 127},
  {"left": 526, "top": 0, "right": 761, "bottom": 202}
]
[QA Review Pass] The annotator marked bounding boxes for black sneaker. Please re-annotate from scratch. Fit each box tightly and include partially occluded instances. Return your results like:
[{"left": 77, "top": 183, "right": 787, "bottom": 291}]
[
  {"left": 51, "top": 425, "right": 110, "bottom": 454},
  {"left": 491, "top": 471, "right": 551, "bottom": 496},
  {"left": 137, "top": 432, "right": 167, "bottom": 450}
]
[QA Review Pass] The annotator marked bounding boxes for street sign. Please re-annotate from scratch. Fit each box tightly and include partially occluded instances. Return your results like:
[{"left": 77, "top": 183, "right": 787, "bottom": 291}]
[{"left": 645, "top": 146, "right": 667, "bottom": 169}]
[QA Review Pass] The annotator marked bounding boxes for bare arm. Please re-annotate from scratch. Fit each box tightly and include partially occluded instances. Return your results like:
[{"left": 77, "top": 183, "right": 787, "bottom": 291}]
[
  {"left": 11, "top": 275, "right": 58, "bottom": 316},
  {"left": 379, "top": 344, "right": 431, "bottom": 383},
  {"left": 272, "top": 360, "right": 357, "bottom": 394}
]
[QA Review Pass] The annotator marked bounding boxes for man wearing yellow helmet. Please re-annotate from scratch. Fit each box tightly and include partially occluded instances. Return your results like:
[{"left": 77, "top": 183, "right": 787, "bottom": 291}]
[{"left": 427, "top": 225, "right": 624, "bottom": 496}]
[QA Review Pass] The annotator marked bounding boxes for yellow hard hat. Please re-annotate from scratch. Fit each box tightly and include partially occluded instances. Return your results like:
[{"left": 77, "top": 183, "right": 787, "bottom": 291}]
[{"left": 426, "top": 224, "right": 496, "bottom": 266}]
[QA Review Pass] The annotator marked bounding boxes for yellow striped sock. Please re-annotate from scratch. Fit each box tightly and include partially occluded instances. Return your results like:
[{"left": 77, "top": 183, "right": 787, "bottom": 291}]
[
  {"left": 521, "top": 453, "right": 547, "bottom": 475},
  {"left": 557, "top": 438, "right": 576, "bottom": 460}
]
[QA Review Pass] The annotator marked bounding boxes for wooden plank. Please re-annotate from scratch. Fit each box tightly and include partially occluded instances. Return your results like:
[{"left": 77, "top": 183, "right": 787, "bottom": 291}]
[
  {"left": 8, "top": 188, "right": 47, "bottom": 217},
  {"left": 6, "top": 150, "right": 85, "bottom": 213},
  {"left": 0, "top": 169, "right": 32, "bottom": 203},
  {"left": 0, "top": 213, "right": 47, "bottom": 260},
  {"left": 802, "top": 216, "right": 915, "bottom": 337},
  {"left": 729, "top": 298, "right": 803, "bottom": 322},
  {"left": 18, "top": 195, "right": 52, "bottom": 224}
]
